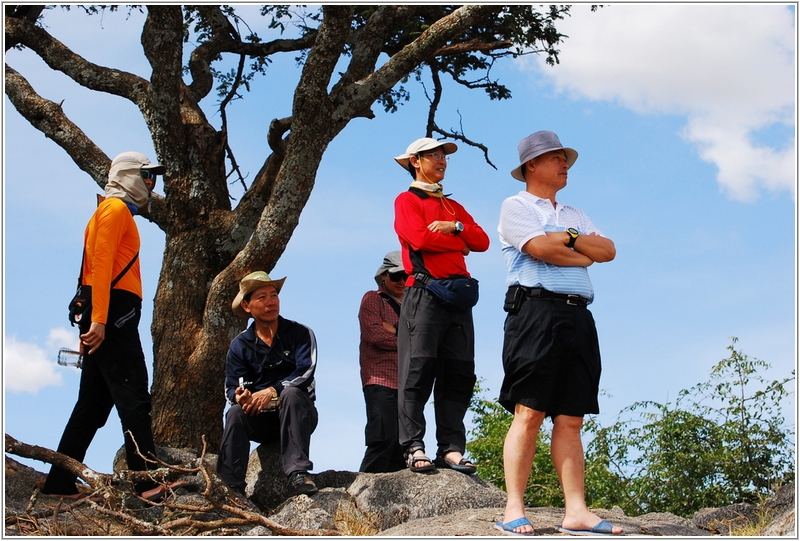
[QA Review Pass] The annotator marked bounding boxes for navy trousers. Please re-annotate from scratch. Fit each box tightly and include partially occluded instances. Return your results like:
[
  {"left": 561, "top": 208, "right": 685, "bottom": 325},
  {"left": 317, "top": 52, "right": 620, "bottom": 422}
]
[{"left": 217, "top": 386, "right": 318, "bottom": 492}]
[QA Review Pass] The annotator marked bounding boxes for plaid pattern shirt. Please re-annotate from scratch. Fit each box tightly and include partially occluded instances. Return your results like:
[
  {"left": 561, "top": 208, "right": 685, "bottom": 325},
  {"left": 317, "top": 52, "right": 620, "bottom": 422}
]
[{"left": 358, "top": 287, "right": 401, "bottom": 389}]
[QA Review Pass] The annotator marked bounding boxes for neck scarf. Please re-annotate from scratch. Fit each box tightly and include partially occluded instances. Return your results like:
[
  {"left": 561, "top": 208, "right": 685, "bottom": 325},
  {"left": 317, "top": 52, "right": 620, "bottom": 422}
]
[{"left": 410, "top": 180, "right": 444, "bottom": 198}]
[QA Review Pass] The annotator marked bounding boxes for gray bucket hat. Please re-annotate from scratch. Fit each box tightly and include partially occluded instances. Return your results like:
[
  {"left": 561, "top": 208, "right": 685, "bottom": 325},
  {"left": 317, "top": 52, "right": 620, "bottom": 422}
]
[
  {"left": 374, "top": 251, "right": 404, "bottom": 286},
  {"left": 511, "top": 131, "right": 578, "bottom": 181},
  {"left": 394, "top": 137, "right": 458, "bottom": 170}
]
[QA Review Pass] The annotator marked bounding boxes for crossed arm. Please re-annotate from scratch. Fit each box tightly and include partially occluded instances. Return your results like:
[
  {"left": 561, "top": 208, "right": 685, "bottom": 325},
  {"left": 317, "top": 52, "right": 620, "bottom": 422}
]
[{"left": 523, "top": 231, "right": 616, "bottom": 267}]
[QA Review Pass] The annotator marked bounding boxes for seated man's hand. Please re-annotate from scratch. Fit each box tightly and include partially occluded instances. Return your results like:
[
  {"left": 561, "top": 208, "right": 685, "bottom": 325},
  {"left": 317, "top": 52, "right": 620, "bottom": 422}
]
[{"left": 238, "top": 387, "right": 276, "bottom": 416}]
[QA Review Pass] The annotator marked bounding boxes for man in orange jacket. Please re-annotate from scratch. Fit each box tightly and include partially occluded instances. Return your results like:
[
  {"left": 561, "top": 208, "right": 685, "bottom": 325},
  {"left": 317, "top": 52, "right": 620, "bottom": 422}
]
[{"left": 43, "top": 151, "right": 166, "bottom": 500}]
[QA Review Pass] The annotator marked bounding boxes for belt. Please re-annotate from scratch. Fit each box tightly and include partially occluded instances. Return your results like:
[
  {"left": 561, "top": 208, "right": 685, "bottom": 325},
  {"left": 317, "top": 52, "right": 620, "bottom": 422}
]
[
  {"left": 411, "top": 273, "right": 469, "bottom": 288},
  {"left": 411, "top": 272, "right": 433, "bottom": 287},
  {"left": 519, "top": 286, "right": 588, "bottom": 307}
]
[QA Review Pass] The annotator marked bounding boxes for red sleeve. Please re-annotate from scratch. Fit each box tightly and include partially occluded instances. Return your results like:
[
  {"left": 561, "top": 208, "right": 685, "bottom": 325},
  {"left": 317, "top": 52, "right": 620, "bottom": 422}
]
[
  {"left": 452, "top": 202, "right": 490, "bottom": 253},
  {"left": 394, "top": 192, "right": 467, "bottom": 253}
]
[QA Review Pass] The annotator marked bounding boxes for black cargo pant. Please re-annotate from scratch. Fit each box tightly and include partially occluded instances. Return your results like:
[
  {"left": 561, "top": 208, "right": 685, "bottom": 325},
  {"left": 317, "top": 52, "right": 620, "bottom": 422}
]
[
  {"left": 397, "top": 286, "right": 476, "bottom": 460},
  {"left": 359, "top": 384, "right": 405, "bottom": 473},
  {"left": 217, "top": 386, "right": 318, "bottom": 492},
  {"left": 43, "top": 290, "right": 157, "bottom": 495}
]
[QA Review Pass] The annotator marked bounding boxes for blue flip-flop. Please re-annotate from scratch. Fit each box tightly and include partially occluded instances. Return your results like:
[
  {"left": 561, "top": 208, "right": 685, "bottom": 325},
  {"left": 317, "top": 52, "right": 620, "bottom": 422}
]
[
  {"left": 494, "top": 517, "right": 536, "bottom": 536},
  {"left": 557, "top": 520, "right": 623, "bottom": 536}
]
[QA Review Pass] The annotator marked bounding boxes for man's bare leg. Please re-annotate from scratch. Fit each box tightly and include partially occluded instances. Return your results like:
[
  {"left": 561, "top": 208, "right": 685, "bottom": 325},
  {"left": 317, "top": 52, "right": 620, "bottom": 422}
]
[
  {"left": 501, "top": 404, "right": 546, "bottom": 534},
  {"left": 551, "top": 414, "right": 623, "bottom": 534}
]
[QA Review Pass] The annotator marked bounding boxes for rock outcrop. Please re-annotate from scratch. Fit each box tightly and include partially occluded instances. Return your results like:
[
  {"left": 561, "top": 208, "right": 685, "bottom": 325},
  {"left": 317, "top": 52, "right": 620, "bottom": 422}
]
[{"left": 4, "top": 444, "right": 795, "bottom": 537}]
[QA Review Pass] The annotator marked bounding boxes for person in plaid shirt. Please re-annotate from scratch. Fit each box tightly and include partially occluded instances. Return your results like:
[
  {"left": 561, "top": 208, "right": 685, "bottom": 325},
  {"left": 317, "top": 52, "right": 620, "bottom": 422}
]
[{"left": 358, "top": 251, "right": 407, "bottom": 472}]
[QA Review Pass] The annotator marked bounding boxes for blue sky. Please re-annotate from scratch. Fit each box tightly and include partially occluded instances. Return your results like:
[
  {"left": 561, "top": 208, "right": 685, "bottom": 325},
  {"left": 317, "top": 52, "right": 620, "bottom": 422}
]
[{"left": 4, "top": 4, "right": 796, "bottom": 476}]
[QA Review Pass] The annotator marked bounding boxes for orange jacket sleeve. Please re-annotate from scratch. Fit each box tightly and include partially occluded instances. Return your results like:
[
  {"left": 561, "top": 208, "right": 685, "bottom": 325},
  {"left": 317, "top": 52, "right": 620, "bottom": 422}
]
[{"left": 82, "top": 198, "right": 142, "bottom": 325}]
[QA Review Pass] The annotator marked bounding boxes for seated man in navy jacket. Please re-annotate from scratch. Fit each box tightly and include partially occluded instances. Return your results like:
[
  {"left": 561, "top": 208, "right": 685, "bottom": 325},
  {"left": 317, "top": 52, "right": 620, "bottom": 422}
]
[{"left": 217, "top": 271, "right": 319, "bottom": 496}]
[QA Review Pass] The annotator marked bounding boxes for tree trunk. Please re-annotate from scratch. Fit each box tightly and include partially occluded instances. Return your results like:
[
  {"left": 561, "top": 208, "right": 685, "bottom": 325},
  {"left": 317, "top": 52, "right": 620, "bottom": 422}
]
[
  {"left": 5, "top": 4, "right": 528, "bottom": 453},
  {"left": 150, "top": 229, "right": 238, "bottom": 449}
]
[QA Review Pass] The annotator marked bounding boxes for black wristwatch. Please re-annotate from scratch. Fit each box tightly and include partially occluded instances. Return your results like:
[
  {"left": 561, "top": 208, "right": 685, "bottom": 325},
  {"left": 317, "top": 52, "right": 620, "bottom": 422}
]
[
  {"left": 453, "top": 221, "right": 464, "bottom": 235},
  {"left": 566, "top": 228, "right": 579, "bottom": 248}
]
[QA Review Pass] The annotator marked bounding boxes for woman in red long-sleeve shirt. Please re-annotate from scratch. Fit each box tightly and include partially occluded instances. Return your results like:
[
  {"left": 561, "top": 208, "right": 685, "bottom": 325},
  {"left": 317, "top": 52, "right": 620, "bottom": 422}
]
[{"left": 392, "top": 137, "right": 490, "bottom": 475}]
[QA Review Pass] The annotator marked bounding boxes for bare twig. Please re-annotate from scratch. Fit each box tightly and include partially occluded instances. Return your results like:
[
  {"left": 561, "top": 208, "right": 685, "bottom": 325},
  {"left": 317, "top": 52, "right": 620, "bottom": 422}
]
[
  {"left": 421, "top": 64, "right": 497, "bottom": 169},
  {"left": 5, "top": 433, "right": 342, "bottom": 535}
]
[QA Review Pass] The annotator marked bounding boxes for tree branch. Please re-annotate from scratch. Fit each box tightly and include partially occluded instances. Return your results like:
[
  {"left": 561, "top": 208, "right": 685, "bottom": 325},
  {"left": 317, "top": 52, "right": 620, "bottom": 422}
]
[
  {"left": 4, "top": 4, "right": 46, "bottom": 49},
  {"left": 142, "top": 6, "right": 186, "bottom": 150},
  {"left": 3, "top": 65, "right": 110, "bottom": 185},
  {"left": 5, "top": 434, "right": 111, "bottom": 491},
  {"left": 333, "top": 4, "right": 502, "bottom": 122},
  {"left": 419, "top": 65, "right": 496, "bottom": 168},
  {"left": 435, "top": 38, "right": 514, "bottom": 58},
  {"left": 6, "top": 432, "right": 341, "bottom": 536},
  {"left": 187, "top": 5, "right": 242, "bottom": 102},
  {"left": 4, "top": 15, "right": 147, "bottom": 102},
  {"left": 186, "top": 6, "right": 317, "bottom": 102}
]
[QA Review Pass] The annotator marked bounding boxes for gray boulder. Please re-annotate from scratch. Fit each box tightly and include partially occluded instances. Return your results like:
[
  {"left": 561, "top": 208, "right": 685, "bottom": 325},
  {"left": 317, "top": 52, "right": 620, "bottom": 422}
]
[
  {"left": 244, "top": 442, "right": 291, "bottom": 511},
  {"left": 268, "top": 492, "right": 338, "bottom": 530},
  {"left": 6, "top": 447, "right": 795, "bottom": 537},
  {"left": 243, "top": 444, "right": 507, "bottom": 532},
  {"left": 267, "top": 489, "right": 357, "bottom": 532},
  {"left": 691, "top": 482, "right": 796, "bottom": 536},
  {"left": 693, "top": 502, "right": 759, "bottom": 535},
  {"left": 348, "top": 467, "right": 507, "bottom": 531},
  {"left": 379, "top": 506, "right": 713, "bottom": 536},
  {"left": 760, "top": 482, "right": 795, "bottom": 536},
  {"left": 4, "top": 456, "right": 46, "bottom": 515},
  {"left": 112, "top": 444, "right": 201, "bottom": 472}
]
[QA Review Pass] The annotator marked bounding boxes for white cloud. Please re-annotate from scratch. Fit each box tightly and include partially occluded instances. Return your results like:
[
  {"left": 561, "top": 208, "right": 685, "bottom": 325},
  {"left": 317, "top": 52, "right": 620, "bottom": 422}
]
[
  {"left": 4, "top": 330, "right": 80, "bottom": 393},
  {"left": 527, "top": 4, "right": 796, "bottom": 201},
  {"left": 47, "top": 327, "right": 80, "bottom": 351}
]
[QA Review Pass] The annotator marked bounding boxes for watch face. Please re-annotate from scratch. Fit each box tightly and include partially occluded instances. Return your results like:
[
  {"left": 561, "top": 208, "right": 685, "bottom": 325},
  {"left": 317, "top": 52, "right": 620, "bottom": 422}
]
[{"left": 567, "top": 228, "right": 579, "bottom": 237}]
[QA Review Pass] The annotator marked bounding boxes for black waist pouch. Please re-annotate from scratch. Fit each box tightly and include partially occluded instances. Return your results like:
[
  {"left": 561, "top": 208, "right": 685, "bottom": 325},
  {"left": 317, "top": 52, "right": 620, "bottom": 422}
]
[
  {"left": 68, "top": 285, "right": 92, "bottom": 326},
  {"left": 426, "top": 276, "right": 480, "bottom": 311}
]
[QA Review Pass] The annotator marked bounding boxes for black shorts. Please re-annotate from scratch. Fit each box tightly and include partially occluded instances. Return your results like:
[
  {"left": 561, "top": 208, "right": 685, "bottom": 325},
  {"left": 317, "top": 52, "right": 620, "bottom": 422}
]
[{"left": 498, "top": 296, "right": 601, "bottom": 418}]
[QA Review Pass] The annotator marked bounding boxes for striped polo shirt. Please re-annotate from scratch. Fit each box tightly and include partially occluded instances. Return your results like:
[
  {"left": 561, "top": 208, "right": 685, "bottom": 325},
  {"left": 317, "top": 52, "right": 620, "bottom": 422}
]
[{"left": 498, "top": 190, "right": 602, "bottom": 303}]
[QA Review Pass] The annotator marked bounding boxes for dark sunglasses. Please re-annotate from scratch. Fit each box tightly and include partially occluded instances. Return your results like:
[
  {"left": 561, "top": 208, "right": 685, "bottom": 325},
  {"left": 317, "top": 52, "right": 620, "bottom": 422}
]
[
  {"left": 388, "top": 272, "right": 407, "bottom": 283},
  {"left": 140, "top": 169, "right": 157, "bottom": 189}
]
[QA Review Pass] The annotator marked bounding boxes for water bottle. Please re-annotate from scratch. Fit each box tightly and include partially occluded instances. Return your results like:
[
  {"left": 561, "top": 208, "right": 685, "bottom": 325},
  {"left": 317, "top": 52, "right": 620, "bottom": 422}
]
[{"left": 57, "top": 348, "right": 83, "bottom": 369}]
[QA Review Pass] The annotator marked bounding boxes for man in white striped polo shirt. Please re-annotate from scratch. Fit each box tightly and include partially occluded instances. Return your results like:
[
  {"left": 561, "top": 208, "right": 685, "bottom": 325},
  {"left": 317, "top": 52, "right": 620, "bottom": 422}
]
[{"left": 494, "top": 131, "right": 622, "bottom": 536}]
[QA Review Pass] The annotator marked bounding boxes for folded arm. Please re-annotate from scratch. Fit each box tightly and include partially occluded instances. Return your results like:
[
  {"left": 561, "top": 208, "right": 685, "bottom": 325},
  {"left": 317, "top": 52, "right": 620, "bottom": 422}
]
[
  {"left": 524, "top": 233, "right": 594, "bottom": 267},
  {"left": 557, "top": 231, "right": 616, "bottom": 263}
]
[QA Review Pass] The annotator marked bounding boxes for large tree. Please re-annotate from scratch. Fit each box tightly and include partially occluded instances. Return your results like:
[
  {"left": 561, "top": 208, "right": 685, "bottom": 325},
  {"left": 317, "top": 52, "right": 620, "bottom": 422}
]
[{"left": 5, "top": 4, "right": 570, "bottom": 449}]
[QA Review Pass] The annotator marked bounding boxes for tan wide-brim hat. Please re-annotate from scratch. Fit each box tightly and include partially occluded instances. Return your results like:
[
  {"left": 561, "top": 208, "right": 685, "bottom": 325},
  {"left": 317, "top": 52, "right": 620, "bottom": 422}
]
[
  {"left": 232, "top": 271, "right": 286, "bottom": 318},
  {"left": 394, "top": 137, "right": 458, "bottom": 170}
]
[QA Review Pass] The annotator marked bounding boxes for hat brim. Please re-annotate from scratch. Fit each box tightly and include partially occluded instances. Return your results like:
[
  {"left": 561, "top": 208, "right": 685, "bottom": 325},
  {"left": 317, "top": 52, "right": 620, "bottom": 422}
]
[
  {"left": 374, "top": 264, "right": 406, "bottom": 286},
  {"left": 510, "top": 147, "right": 578, "bottom": 181},
  {"left": 141, "top": 163, "right": 166, "bottom": 175},
  {"left": 232, "top": 276, "right": 286, "bottom": 318},
  {"left": 394, "top": 141, "right": 458, "bottom": 170}
]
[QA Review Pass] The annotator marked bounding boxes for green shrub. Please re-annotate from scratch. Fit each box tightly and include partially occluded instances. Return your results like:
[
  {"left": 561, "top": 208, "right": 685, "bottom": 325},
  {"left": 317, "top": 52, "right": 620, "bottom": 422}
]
[{"left": 468, "top": 338, "right": 795, "bottom": 517}]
